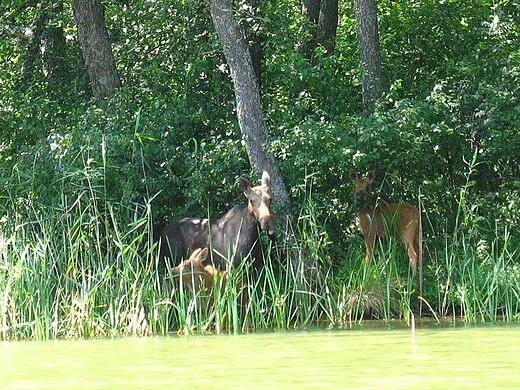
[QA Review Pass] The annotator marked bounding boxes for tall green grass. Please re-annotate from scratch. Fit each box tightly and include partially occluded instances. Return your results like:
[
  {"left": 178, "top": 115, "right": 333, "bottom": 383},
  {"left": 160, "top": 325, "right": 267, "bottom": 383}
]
[
  {"left": 425, "top": 151, "right": 520, "bottom": 323},
  {"left": 0, "top": 187, "right": 156, "bottom": 339},
  {"left": 1, "top": 147, "right": 520, "bottom": 340},
  {"left": 0, "top": 152, "right": 333, "bottom": 339}
]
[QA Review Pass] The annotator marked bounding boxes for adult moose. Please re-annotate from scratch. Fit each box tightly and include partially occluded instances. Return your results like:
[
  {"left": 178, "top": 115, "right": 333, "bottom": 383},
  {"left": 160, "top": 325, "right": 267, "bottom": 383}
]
[
  {"left": 158, "top": 171, "right": 274, "bottom": 271},
  {"left": 349, "top": 171, "right": 422, "bottom": 276}
]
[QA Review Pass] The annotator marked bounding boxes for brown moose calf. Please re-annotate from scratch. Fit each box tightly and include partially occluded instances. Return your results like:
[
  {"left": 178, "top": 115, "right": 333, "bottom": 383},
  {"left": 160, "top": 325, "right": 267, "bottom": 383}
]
[
  {"left": 349, "top": 171, "right": 422, "bottom": 275},
  {"left": 172, "top": 248, "right": 227, "bottom": 294}
]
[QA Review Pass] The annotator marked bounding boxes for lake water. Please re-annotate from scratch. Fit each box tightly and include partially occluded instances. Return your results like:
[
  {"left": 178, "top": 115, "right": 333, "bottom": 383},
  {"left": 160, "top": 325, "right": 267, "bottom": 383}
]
[{"left": 1, "top": 323, "right": 519, "bottom": 389}]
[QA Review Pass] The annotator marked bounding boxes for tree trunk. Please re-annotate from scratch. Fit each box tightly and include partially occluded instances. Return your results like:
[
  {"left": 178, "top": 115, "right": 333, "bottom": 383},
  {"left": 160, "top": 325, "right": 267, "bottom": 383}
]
[
  {"left": 18, "top": 7, "right": 47, "bottom": 91},
  {"left": 297, "top": 0, "right": 339, "bottom": 59},
  {"left": 245, "top": 0, "right": 262, "bottom": 88},
  {"left": 72, "top": 0, "right": 121, "bottom": 100},
  {"left": 296, "top": 0, "right": 320, "bottom": 60},
  {"left": 355, "top": 0, "right": 383, "bottom": 113},
  {"left": 208, "top": 0, "right": 291, "bottom": 220},
  {"left": 43, "top": 1, "right": 69, "bottom": 94},
  {"left": 17, "top": 1, "right": 73, "bottom": 101},
  {"left": 317, "top": 0, "right": 338, "bottom": 55}
]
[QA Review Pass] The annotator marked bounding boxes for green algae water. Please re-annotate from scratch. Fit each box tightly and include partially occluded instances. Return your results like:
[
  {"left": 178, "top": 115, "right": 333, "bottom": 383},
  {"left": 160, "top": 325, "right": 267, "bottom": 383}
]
[{"left": 1, "top": 324, "right": 519, "bottom": 389}]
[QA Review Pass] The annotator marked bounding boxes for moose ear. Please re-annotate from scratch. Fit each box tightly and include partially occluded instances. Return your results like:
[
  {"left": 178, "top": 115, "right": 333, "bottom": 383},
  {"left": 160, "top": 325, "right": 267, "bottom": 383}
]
[
  {"left": 349, "top": 170, "right": 358, "bottom": 181},
  {"left": 367, "top": 171, "right": 375, "bottom": 183},
  {"left": 190, "top": 247, "right": 209, "bottom": 266},
  {"left": 238, "top": 177, "right": 251, "bottom": 196},
  {"left": 261, "top": 171, "right": 271, "bottom": 190},
  {"left": 198, "top": 247, "right": 208, "bottom": 261}
]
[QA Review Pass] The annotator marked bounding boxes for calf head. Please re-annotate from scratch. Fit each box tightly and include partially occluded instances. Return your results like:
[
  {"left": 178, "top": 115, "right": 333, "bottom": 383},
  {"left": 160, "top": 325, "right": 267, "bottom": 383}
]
[
  {"left": 349, "top": 170, "right": 375, "bottom": 205},
  {"left": 173, "top": 248, "right": 215, "bottom": 292},
  {"left": 173, "top": 247, "right": 229, "bottom": 295},
  {"left": 239, "top": 171, "right": 275, "bottom": 236}
]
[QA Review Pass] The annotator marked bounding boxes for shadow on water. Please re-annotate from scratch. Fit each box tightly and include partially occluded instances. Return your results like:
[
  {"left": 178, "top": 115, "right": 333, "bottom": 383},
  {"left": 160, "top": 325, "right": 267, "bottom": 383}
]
[{"left": 2, "top": 321, "right": 520, "bottom": 389}]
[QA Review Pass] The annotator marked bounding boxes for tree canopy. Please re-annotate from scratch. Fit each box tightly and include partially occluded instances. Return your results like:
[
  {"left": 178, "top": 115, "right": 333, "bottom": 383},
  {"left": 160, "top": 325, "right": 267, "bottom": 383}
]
[{"left": 1, "top": 0, "right": 519, "bottom": 267}]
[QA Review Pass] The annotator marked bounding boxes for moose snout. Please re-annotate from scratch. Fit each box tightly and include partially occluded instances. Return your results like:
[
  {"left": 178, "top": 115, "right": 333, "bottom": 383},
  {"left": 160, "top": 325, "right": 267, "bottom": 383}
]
[
  {"left": 260, "top": 215, "right": 275, "bottom": 236},
  {"left": 354, "top": 193, "right": 365, "bottom": 203}
]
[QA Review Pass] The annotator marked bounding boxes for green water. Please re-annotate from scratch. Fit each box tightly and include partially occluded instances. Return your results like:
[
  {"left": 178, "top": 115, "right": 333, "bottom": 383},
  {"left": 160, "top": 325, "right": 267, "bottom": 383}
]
[{"left": 1, "top": 324, "right": 519, "bottom": 389}]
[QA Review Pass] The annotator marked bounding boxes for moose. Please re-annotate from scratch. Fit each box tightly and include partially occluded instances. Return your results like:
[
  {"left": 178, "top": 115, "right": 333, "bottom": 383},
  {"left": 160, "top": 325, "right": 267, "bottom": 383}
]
[
  {"left": 349, "top": 171, "right": 422, "bottom": 275},
  {"left": 158, "top": 171, "right": 275, "bottom": 272},
  {"left": 172, "top": 246, "right": 248, "bottom": 314},
  {"left": 172, "top": 248, "right": 226, "bottom": 294}
]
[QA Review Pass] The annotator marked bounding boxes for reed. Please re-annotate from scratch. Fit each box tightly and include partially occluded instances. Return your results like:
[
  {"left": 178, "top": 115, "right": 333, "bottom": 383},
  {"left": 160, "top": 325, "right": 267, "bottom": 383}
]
[
  {"left": 2, "top": 184, "right": 519, "bottom": 340},
  {"left": 428, "top": 152, "right": 520, "bottom": 323},
  {"left": 1, "top": 146, "right": 520, "bottom": 340}
]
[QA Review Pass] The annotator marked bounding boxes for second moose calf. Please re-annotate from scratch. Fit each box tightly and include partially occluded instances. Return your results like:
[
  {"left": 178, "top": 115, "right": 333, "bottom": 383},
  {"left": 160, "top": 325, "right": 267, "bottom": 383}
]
[
  {"left": 349, "top": 170, "right": 422, "bottom": 275},
  {"left": 172, "top": 248, "right": 227, "bottom": 294}
]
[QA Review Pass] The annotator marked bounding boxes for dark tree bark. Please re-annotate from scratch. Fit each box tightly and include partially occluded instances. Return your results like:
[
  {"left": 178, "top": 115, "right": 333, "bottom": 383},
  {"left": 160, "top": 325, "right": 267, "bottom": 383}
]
[
  {"left": 245, "top": 0, "right": 262, "bottom": 88},
  {"left": 18, "top": 8, "right": 47, "bottom": 90},
  {"left": 297, "top": 0, "right": 320, "bottom": 59},
  {"left": 72, "top": 0, "right": 120, "bottom": 100},
  {"left": 317, "top": 0, "right": 338, "bottom": 55},
  {"left": 17, "top": 1, "right": 73, "bottom": 99},
  {"left": 208, "top": 0, "right": 291, "bottom": 220},
  {"left": 355, "top": 0, "right": 383, "bottom": 113},
  {"left": 43, "top": 1, "right": 68, "bottom": 93},
  {"left": 297, "top": 0, "right": 338, "bottom": 59}
]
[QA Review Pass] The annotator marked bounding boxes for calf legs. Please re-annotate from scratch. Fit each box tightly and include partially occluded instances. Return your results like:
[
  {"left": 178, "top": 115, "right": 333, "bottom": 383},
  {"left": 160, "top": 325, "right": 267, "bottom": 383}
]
[{"left": 360, "top": 212, "right": 420, "bottom": 275}]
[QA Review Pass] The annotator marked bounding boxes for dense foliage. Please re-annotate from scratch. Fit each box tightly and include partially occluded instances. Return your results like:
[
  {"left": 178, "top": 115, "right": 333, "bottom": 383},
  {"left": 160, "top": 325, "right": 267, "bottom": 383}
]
[{"left": 1, "top": 0, "right": 519, "bottom": 338}]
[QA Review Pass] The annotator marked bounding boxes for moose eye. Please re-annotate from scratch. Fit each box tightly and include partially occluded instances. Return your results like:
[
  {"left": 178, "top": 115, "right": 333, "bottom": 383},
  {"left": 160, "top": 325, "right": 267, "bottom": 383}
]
[{"left": 250, "top": 197, "right": 261, "bottom": 208}]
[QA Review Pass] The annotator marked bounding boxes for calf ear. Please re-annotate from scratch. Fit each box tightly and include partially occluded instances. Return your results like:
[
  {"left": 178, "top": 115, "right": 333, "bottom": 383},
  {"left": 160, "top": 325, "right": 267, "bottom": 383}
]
[
  {"left": 261, "top": 171, "right": 271, "bottom": 190},
  {"left": 191, "top": 247, "right": 208, "bottom": 265},
  {"left": 349, "top": 170, "right": 358, "bottom": 181},
  {"left": 199, "top": 247, "right": 208, "bottom": 261},
  {"left": 172, "top": 264, "right": 181, "bottom": 274},
  {"left": 238, "top": 177, "right": 251, "bottom": 196},
  {"left": 191, "top": 248, "right": 202, "bottom": 258},
  {"left": 367, "top": 171, "right": 376, "bottom": 183}
]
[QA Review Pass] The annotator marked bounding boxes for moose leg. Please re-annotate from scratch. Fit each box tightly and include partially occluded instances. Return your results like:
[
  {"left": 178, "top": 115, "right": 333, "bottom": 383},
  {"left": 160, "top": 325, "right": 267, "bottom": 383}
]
[
  {"left": 401, "top": 230, "right": 418, "bottom": 275},
  {"left": 363, "top": 233, "right": 376, "bottom": 264},
  {"left": 406, "top": 243, "right": 418, "bottom": 275}
]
